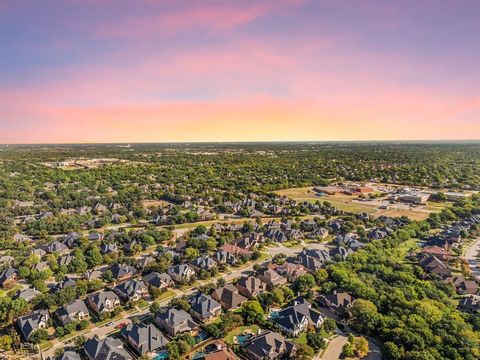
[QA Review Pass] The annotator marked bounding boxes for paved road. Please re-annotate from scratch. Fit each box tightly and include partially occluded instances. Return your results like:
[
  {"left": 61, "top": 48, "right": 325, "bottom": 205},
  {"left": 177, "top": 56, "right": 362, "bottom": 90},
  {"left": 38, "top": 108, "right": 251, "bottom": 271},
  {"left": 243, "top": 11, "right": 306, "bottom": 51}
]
[{"left": 464, "top": 237, "right": 480, "bottom": 280}]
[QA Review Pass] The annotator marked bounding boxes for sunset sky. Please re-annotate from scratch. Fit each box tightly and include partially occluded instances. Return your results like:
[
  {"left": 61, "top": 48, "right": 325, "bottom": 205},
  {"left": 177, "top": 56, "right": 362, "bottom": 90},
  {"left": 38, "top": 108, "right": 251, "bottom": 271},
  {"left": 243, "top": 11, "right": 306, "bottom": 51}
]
[{"left": 0, "top": 0, "right": 479, "bottom": 143}]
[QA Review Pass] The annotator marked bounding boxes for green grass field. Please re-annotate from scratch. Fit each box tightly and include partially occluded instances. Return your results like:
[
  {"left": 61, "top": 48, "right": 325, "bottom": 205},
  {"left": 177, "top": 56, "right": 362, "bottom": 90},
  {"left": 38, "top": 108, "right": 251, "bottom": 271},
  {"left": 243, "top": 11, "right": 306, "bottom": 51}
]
[{"left": 223, "top": 325, "right": 260, "bottom": 345}]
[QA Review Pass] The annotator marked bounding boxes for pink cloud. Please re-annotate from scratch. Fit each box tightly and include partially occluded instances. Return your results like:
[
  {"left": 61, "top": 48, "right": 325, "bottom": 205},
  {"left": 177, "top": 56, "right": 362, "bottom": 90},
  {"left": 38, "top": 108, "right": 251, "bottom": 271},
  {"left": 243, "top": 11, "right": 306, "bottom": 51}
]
[{"left": 89, "top": 0, "right": 304, "bottom": 38}]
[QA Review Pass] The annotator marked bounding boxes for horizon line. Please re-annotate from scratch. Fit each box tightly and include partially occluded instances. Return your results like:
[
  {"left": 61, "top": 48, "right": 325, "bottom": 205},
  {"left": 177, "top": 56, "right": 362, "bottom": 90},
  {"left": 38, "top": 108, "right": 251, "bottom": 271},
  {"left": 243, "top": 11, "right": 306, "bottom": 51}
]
[{"left": 2, "top": 139, "right": 480, "bottom": 146}]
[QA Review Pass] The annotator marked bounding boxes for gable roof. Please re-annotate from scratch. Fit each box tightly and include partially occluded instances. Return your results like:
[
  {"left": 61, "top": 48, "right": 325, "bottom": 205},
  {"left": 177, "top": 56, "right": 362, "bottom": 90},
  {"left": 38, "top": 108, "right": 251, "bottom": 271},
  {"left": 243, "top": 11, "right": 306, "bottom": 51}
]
[
  {"left": 121, "top": 322, "right": 169, "bottom": 354},
  {"left": 84, "top": 336, "right": 132, "bottom": 360}
]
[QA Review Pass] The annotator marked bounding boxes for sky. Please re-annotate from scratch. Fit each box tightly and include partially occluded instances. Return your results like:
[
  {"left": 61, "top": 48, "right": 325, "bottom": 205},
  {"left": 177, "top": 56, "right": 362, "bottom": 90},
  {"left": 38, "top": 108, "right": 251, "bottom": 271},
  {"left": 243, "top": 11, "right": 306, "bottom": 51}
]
[{"left": 0, "top": 0, "right": 479, "bottom": 143}]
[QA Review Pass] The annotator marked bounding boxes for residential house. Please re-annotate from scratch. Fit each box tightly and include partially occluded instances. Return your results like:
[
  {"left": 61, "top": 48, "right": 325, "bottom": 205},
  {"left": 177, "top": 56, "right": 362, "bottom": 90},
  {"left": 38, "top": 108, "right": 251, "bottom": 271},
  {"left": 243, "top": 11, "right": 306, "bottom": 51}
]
[
  {"left": 297, "top": 249, "right": 330, "bottom": 272},
  {"left": 458, "top": 295, "right": 480, "bottom": 313},
  {"left": 136, "top": 255, "right": 156, "bottom": 269},
  {"left": 168, "top": 264, "right": 195, "bottom": 283},
  {"left": 142, "top": 272, "right": 173, "bottom": 289},
  {"left": 219, "top": 244, "right": 251, "bottom": 257},
  {"left": 100, "top": 243, "right": 118, "bottom": 255},
  {"left": 0, "top": 267, "right": 18, "bottom": 288},
  {"left": 154, "top": 308, "right": 198, "bottom": 336},
  {"left": 87, "top": 291, "right": 121, "bottom": 315},
  {"left": 190, "top": 255, "right": 217, "bottom": 271},
  {"left": 84, "top": 336, "right": 132, "bottom": 360},
  {"left": 110, "top": 264, "right": 138, "bottom": 281},
  {"left": 33, "top": 261, "right": 50, "bottom": 272},
  {"left": 188, "top": 293, "right": 222, "bottom": 323},
  {"left": 271, "top": 299, "right": 324, "bottom": 336},
  {"left": 29, "top": 248, "right": 46, "bottom": 258},
  {"left": 55, "top": 299, "right": 90, "bottom": 326},
  {"left": 243, "top": 331, "right": 296, "bottom": 360},
  {"left": 235, "top": 276, "right": 267, "bottom": 299},
  {"left": 14, "top": 287, "right": 40, "bottom": 302},
  {"left": 46, "top": 241, "right": 69, "bottom": 254},
  {"left": 446, "top": 275, "right": 478, "bottom": 295},
  {"left": 196, "top": 341, "right": 237, "bottom": 360},
  {"left": 419, "top": 256, "right": 451, "bottom": 279},
  {"left": 211, "top": 284, "right": 248, "bottom": 310},
  {"left": 17, "top": 310, "right": 50, "bottom": 341},
  {"left": 214, "top": 250, "right": 237, "bottom": 266},
  {"left": 257, "top": 268, "right": 287, "bottom": 289},
  {"left": 317, "top": 292, "right": 355, "bottom": 316},
  {"left": 121, "top": 322, "right": 169, "bottom": 355},
  {"left": 272, "top": 263, "right": 307, "bottom": 281},
  {"left": 422, "top": 246, "right": 452, "bottom": 261},
  {"left": 113, "top": 279, "right": 149, "bottom": 302}
]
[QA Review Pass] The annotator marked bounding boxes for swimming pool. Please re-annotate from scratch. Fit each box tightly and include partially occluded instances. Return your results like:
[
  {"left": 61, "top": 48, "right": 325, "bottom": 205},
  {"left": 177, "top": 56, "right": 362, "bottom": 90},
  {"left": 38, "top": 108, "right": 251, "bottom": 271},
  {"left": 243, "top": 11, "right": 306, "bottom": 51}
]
[
  {"left": 153, "top": 350, "right": 169, "bottom": 360},
  {"left": 195, "top": 331, "right": 209, "bottom": 343},
  {"left": 236, "top": 333, "right": 253, "bottom": 345}
]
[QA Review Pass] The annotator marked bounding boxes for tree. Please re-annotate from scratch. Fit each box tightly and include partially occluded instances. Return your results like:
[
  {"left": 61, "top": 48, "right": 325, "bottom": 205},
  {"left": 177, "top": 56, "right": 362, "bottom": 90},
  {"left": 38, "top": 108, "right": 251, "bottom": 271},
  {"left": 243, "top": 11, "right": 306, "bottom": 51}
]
[
  {"left": 294, "top": 343, "right": 315, "bottom": 360},
  {"left": 323, "top": 318, "right": 336, "bottom": 333},
  {"left": 167, "top": 341, "right": 180, "bottom": 360},
  {"left": 353, "top": 336, "right": 369, "bottom": 357},
  {"left": 342, "top": 342, "right": 355, "bottom": 357},
  {"left": 314, "top": 269, "right": 328, "bottom": 285},
  {"left": 0, "top": 335, "right": 12, "bottom": 351},
  {"left": 294, "top": 273, "right": 316, "bottom": 293},
  {"left": 150, "top": 301, "right": 161, "bottom": 314},
  {"left": 240, "top": 300, "right": 265, "bottom": 324},
  {"left": 169, "top": 297, "right": 190, "bottom": 311},
  {"left": 29, "top": 329, "right": 48, "bottom": 344},
  {"left": 350, "top": 299, "right": 379, "bottom": 335},
  {"left": 306, "top": 331, "right": 326, "bottom": 351},
  {"left": 74, "top": 335, "right": 86, "bottom": 347}
]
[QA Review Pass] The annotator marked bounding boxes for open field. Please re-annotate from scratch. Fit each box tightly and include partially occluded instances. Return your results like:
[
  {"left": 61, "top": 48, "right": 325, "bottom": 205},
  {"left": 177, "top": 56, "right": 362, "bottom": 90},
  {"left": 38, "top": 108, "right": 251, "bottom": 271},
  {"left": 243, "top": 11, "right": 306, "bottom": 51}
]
[
  {"left": 375, "top": 209, "right": 430, "bottom": 221},
  {"left": 275, "top": 186, "right": 454, "bottom": 220},
  {"left": 141, "top": 199, "right": 173, "bottom": 208}
]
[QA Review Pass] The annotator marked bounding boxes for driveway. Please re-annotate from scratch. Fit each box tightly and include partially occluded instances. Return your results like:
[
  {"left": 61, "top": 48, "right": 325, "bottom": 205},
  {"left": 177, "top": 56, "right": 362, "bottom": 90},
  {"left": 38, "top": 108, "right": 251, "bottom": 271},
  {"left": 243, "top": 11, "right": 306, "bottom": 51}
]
[{"left": 319, "top": 334, "right": 348, "bottom": 360}]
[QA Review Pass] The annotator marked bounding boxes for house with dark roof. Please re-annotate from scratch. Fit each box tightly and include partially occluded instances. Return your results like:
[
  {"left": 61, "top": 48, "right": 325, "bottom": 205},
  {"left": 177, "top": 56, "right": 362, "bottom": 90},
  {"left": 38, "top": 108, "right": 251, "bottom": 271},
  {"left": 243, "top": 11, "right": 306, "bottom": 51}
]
[
  {"left": 211, "top": 284, "right": 248, "bottom": 310},
  {"left": 17, "top": 309, "right": 50, "bottom": 340},
  {"left": 46, "top": 241, "right": 69, "bottom": 254},
  {"left": 188, "top": 293, "right": 222, "bottom": 323},
  {"left": 113, "top": 279, "right": 149, "bottom": 302},
  {"left": 136, "top": 255, "right": 156, "bottom": 269},
  {"left": 271, "top": 299, "right": 325, "bottom": 336},
  {"left": 0, "top": 267, "right": 18, "bottom": 288},
  {"left": 84, "top": 336, "right": 132, "bottom": 360},
  {"left": 190, "top": 255, "right": 217, "bottom": 271},
  {"left": 58, "top": 254, "right": 74, "bottom": 267},
  {"left": 317, "top": 292, "right": 355, "bottom": 316},
  {"left": 55, "top": 299, "right": 90, "bottom": 326},
  {"left": 419, "top": 256, "right": 451, "bottom": 278},
  {"left": 297, "top": 249, "right": 330, "bottom": 272},
  {"left": 235, "top": 276, "right": 268, "bottom": 299},
  {"left": 110, "top": 264, "right": 138, "bottom": 281},
  {"left": 142, "top": 272, "right": 173, "bottom": 289},
  {"left": 154, "top": 307, "right": 198, "bottom": 336},
  {"left": 87, "top": 291, "right": 121, "bottom": 315},
  {"left": 213, "top": 250, "right": 237, "bottom": 266},
  {"left": 100, "top": 243, "right": 118, "bottom": 255},
  {"left": 458, "top": 295, "right": 480, "bottom": 313},
  {"left": 243, "top": 331, "right": 296, "bottom": 360},
  {"left": 121, "top": 322, "right": 169, "bottom": 355},
  {"left": 168, "top": 264, "right": 195, "bottom": 283}
]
